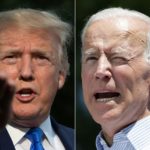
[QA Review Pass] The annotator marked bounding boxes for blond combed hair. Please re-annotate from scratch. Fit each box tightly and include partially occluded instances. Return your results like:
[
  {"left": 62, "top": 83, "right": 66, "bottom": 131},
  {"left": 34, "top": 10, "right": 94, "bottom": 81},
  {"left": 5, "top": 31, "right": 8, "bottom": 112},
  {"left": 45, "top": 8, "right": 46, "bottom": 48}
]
[{"left": 0, "top": 8, "right": 72, "bottom": 75}]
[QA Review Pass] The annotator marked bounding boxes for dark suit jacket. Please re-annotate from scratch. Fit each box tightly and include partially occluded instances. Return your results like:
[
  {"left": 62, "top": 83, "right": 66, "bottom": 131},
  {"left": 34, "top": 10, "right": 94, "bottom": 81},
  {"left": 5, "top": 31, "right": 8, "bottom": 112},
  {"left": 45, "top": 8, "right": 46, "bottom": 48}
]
[{"left": 0, "top": 118, "right": 74, "bottom": 150}]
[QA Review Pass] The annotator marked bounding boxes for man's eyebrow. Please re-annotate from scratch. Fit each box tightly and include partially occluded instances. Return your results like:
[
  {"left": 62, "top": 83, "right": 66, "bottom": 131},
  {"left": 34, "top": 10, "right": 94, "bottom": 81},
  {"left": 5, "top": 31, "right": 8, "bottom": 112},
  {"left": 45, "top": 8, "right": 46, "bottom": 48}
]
[
  {"left": 83, "top": 48, "right": 99, "bottom": 55},
  {"left": 31, "top": 49, "right": 57, "bottom": 60},
  {"left": 0, "top": 49, "right": 22, "bottom": 54},
  {"left": 32, "top": 50, "right": 48, "bottom": 55},
  {"left": 111, "top": 47, "right": 128, "bottom": 54}
]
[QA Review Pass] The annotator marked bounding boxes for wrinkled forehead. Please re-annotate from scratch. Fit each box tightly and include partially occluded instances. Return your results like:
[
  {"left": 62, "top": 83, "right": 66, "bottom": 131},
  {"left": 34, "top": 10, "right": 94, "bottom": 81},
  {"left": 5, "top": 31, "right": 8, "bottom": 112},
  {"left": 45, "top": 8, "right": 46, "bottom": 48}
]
[
  {"left": 83, "top": 16, "right": 150, "bottom": 50},
  {"left": 0, "top": 26, "right": 61, "bottom": 50}
]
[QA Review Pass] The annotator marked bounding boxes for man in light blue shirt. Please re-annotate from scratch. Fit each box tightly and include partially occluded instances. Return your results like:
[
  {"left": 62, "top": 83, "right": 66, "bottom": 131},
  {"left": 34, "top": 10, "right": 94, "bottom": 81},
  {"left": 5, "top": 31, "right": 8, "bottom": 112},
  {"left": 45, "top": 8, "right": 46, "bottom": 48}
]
[{"left": 81, "top": 7, "right": 150, "bottom": 150}]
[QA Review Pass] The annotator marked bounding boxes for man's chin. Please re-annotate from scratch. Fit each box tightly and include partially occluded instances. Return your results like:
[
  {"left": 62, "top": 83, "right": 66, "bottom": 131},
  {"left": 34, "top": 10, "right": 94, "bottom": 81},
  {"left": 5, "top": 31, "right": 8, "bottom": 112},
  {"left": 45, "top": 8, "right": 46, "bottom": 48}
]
[{"left": 9, "top": 114, "right": 42, "bottom": 127}]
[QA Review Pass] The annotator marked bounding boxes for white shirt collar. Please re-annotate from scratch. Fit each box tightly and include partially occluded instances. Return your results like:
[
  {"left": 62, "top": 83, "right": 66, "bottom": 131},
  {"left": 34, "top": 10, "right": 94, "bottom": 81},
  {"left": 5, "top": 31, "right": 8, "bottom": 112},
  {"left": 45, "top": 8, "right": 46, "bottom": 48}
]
[
  {"left": 40, "top": 116, "right": 56, "bottom": 145},
  {"left": 6, "top": 123, "right": 29, "bottom": 145},
  {"left": 6, "top": 116, "right": 55, "bottom": 146}
]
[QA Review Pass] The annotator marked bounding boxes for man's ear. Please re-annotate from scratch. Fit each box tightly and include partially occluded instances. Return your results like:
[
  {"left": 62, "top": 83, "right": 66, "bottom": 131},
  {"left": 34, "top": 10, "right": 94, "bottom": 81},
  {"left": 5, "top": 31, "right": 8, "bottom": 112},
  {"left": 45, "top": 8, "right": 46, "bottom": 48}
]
[{"left": 58, "top": 70, "right": 66, "bottom": 89}]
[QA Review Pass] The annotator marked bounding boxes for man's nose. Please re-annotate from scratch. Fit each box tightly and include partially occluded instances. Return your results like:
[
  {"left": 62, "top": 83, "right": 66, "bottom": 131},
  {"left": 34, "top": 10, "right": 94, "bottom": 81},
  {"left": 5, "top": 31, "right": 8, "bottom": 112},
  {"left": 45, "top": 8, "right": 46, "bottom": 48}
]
[
  {"left": 94, "top": 54, "right": 112, "bottom": 80},
  {"left": 19, "top": 56, "right": 34, "bottom": 81}
]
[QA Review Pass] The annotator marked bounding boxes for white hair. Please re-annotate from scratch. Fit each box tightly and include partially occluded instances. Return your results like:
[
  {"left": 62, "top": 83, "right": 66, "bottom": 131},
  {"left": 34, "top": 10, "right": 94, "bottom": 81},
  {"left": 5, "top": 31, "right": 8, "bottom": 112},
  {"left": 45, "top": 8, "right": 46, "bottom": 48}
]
[
  {"left": 0, "top": 8, "right": 72, "bottom": 75},
  {"left": 81, "top": 7, "right": 150, "bottom": 64}
]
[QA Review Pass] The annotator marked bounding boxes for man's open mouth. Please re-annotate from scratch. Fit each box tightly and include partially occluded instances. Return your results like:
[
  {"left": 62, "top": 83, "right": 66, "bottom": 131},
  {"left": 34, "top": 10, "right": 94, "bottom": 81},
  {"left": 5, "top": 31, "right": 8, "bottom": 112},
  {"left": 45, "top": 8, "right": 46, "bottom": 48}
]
[
  {"left": 16, "top": 88, "right": 37, "bottom": 102},
  {"left": 94, "top": 92, "right": 120, "bottom": 102}
]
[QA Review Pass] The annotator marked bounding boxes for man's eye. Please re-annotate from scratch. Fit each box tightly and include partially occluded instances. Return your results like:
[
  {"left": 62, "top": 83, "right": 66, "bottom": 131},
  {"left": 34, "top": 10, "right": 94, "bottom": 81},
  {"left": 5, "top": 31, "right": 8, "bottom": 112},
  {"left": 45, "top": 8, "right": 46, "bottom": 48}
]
[
  {"left": 111, "top": 57, "right": 128, "bottom": 65},
  {"left": 37, "top": 55, "right": 48, "bottom": 60},
  {"left": 34, "top": 55, "right": 51, "bottom": 66},
  {"left": 34, "top": 54, "right": 49, "bottom": 61},
  {"left": 2, "top": 55, "right": 17, "bottom": 64},
  {"left": 86, "top": 56, "right": 98, "bottom": 62},
  {"left": 88, "top": 56, "right": 97, "bottom": 60},
  {"left": 5, "top": 55, "right": 14, "bottom": 58}
]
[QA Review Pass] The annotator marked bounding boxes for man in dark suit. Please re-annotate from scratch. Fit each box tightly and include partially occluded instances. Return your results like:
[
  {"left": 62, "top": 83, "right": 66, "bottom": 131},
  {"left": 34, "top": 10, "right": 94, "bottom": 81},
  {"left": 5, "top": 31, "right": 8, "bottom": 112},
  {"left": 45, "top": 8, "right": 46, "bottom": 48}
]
[{"left": 0, "top": 8, "right": 74, "bottom": 150}]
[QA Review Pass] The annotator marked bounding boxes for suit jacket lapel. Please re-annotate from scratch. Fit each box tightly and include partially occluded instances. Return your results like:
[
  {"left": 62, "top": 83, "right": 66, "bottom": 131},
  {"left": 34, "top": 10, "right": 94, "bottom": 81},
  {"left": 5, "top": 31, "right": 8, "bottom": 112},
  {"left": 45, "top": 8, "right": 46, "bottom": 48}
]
[
  {"left": 0, "top": 128, "right": 15, "bottom": 150},
  {"left": 51, "top": 117, "right": 74, "bottom": 150}
]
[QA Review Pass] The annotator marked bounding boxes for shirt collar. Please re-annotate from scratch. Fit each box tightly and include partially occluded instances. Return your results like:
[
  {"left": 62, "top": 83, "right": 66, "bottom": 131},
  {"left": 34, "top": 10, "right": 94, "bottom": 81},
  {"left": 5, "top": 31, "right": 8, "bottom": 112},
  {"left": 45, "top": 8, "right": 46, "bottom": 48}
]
[
  {"left": 6, "top": 124, "right": 29, "bottom": 145},
  {"left": 6, "top": 116, "right": 56, "bottom": 146},
  {"left": 40, "top": 116, "right": 56, "bottom": 145},
  {"left": 127, "top": 115, "right": 150, "bottom": 150},
  {"left": 96, "top": 115, "right": 150, "bottom": 150},
  {"left": 96, "top": 129, "right": 129, "bottom": 148}
]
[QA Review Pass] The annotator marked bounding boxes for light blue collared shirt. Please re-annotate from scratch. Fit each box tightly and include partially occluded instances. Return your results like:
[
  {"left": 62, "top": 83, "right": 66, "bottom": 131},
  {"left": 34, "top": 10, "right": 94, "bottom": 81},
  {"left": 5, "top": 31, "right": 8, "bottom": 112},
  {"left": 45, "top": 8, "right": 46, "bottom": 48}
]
[{"left": 96, "top": 115, "right": 150, "bottom": 150}]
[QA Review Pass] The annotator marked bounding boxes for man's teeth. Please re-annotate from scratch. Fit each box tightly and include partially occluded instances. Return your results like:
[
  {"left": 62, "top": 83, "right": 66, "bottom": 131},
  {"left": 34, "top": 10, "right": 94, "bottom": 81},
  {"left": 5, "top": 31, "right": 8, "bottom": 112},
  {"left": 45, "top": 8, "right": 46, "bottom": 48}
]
[
  {"left": 20, "top": 94, "right": 31, "bottom": 97},
  {"left": 95, "top": 92, "right": 120, "bottom": 102},
  {"left": 96, "top": 97, "right": 117, "bottom": 102}
]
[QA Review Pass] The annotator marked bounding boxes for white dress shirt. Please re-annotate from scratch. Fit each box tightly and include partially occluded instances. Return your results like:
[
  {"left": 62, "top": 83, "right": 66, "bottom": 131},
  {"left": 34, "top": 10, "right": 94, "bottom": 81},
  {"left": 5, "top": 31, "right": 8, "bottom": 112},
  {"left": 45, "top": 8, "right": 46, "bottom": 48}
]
[{"left": 6, "top": 116, "right": 65, "bottom": 150}]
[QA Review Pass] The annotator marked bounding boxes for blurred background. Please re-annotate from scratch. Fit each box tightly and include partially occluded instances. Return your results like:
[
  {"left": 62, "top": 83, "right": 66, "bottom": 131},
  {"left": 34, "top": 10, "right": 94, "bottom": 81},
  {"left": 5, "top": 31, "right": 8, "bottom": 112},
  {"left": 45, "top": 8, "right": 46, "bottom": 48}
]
[
  {"left": 0, "top": 0, "right": 74, "bottom": 128},
  {"left": 76, "top": 0, "right": 150, "bottom": 150}
]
